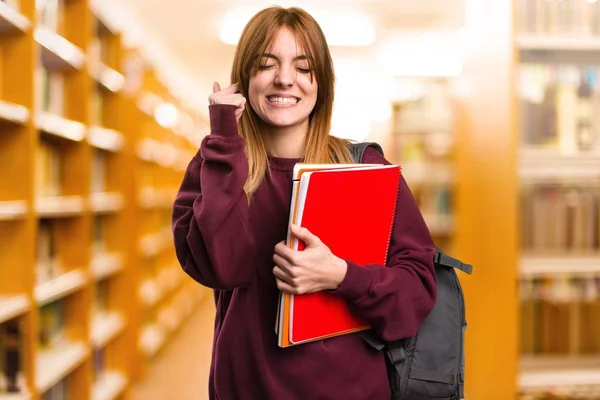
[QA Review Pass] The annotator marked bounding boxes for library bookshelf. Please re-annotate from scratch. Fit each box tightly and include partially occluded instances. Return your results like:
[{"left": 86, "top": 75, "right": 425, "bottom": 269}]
[
  {"left": 387, "top": 79, "right": 458, "bottom": 255},
  {"left": 449, "top": 1, "right": 600, "bottom": 399},
  {"left": 514, "top": 1, "right": 600, "bottom": 398},
  {"left": 0, "top": 1, "right": 209, "bottom": 399}
]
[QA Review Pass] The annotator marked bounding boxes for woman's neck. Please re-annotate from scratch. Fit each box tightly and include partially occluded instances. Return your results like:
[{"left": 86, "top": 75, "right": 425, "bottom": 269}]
[{"left": 263, "top": 124, "right": 308, "bottom": 158}]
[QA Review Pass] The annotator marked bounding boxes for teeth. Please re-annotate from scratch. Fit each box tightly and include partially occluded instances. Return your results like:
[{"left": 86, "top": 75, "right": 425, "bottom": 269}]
[{"left": 268, "top": 96, "right": 298, "bottom": 104}]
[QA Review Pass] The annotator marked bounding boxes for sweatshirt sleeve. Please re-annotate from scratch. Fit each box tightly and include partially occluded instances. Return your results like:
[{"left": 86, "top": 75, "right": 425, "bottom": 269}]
[
  {"left": 171, "top": 104, "right": 255, "bottom": 290},
  {"left": 328, "top": 146, "right": 437, "bottom": 342}
]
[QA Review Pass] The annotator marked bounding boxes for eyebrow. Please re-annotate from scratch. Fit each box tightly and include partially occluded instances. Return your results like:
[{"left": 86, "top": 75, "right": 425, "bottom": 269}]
[{"left": 261, "top": 53, "right": 308, "bottom": 61}]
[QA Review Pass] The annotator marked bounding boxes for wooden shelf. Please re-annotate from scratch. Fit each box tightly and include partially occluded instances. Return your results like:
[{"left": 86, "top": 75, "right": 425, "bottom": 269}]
[
  {"left": 401, "top": 161, "right": 455, "bottom": 186},
  {"left": 518, "top": 35, "right": 600, "bottom": 51},
  {"left": 36, "top": 196, "right": 85, "bottom": 218},
  {"left": 91, "top": 312, "right": 125, "bottom": 348},
  {"left": 0, "top": 294, "right": 30, "bottom": 324},
  {"left": 91, "top": 253, "right": 123, "bottom": 281},
  {"left": 36, "top": 342, "right": 89, "bottom": 393},
  {"left": 423, "top": 214, "right": 454, "bottom": 236},
  {"left": 0, "top": 2, "right": 30, "bottom": 33},
  {"left": 520, "top": 255, "right": 600, "bottom": 277},
  {"left": 88, "top": 126, "right": 124, "bottom": 152},
  {"left": 0, "top": 100, "right": 29, "bottom": 125},
  {"left": 35, "top": 27, "right": 85, "bottom": 70},
  {"left": 157, "top": 305, "right": 180, "bottom": 333},
  {"left": 519, "top": 148, "right": 600, "bottom": 182},
  {"left": 35, "top": 269, "right": 88, "bottom": 305},
  {"left": 139, "top": 325, "right": 166, "bottom": 358},
  {"left": 138, "top": 229, "right": 172, "bottom": 258},
  {"left": 138, "top": 279, "right": 162, "bottom": 308},
  {"left": 0, "top": 393, "right": 31, "bottom": 400},
  {"left": 138, "top": 187, "right": 175, "bottom": 209},
  {"left": 89, "top": 192, "right": 124, "bottom": 213},
  {"left": 136, "top": 138, "right": 159, "bottom": 163},
  {"left": 0, "top": 200, "right": 27, "bottom": 220},
  {"left": 92, "top": 371, "right": 127, "bottom": 400},
  {"left": 36, "top": 112, "right": 87, "bottom": 142},
  {"left": 90, "top": 63, "right": 125, "bottom": 93},
  {"left": 0, "top": 1, "right": 207, "bottom": 394},
  {"left": 519, "top": 356, "right": 600, "bottom": 391}
]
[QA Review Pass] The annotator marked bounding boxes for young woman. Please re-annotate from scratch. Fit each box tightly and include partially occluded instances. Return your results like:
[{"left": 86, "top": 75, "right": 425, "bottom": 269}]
[{"left": 172, "top": 6, "right": 437, "bottom": 400}]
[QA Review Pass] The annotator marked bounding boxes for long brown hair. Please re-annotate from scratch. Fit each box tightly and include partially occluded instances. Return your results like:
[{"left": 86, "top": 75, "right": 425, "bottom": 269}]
[{"left": 230, "top": 6, "right": 354, "bottom": 199}]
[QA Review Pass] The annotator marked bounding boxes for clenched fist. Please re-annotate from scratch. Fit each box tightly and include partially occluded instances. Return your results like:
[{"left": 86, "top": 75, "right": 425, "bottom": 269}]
[{"left": 208, "top": 82, "right": 247, "bottom": 122}]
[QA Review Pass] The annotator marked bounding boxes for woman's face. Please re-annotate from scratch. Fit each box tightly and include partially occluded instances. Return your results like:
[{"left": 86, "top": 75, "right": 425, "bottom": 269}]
[{"left": 248, "top": 26, "right": 318, "bottom": 135}]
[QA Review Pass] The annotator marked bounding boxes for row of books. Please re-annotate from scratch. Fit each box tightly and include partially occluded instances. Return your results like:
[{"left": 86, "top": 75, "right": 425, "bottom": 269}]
[
  {"left": 0, "top": 319, "right": 23, "bottom": 394},
  {"left": 36, "top": 0, "right": 62, "bottom": 32},
  {"left": 520, "top": 274, "right": 600, "bottom": 355},
  {"left": 35, "top": 65, "right": 106, "bottom": 124},
  {"left": 518, "top": 0, "right": 600, "bottom": 37},
  {"left": 520, "top": 297, "right": 600, "bottom": 355},
  {"left": 413, "top": 185, "right": 452, "bottom": 222},
  {"left": 39, "top": 302, "right": 64, "bottom": 349},
  {"left": 518, "top": 64, "right": 600, "bottom": 151},
  {"left": 36, "top": 67, "right": 64, "bottom": 116},
  {"left": 520, "top": 185, "right": 600, "bottom": 253},
  {"left": 37, "top": 219, "right": 63, "bottom": 284},
  {"left": 520, "top": 275, "right": 600, "bottom": 303},
  {"left": 36, "top": 140, "right": 62, "bottom": 199},
  {"left": 37, "top": 217, "right": 106, "bottom": 285},
  {"left": 35, "top": 141, "right": 109, "bottom": 201},
  {"left": 42, "top": 379, "right": 67, "bottom": 400}
]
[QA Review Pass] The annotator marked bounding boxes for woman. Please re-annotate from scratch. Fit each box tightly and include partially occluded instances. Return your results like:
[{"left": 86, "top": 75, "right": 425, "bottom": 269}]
[{"left": 172, "top": 6, "right": 436, "bottom": 400}]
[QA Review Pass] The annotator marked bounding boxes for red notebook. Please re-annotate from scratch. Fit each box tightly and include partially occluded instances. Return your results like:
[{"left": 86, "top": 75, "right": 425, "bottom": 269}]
[{"left": 277, "top": 164, "right": 401, "bottom": 347}]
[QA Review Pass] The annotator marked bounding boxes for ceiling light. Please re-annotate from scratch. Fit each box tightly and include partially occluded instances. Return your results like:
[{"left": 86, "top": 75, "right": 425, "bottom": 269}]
[
  {"left": 154, "top": 103, "right": 179, "bottom": 129},
  {"left": 219, "top": 7, "right": 375, "bottom": 47},
  {"left": 378, "top": 32, "right": 463, "bottom": 78}
]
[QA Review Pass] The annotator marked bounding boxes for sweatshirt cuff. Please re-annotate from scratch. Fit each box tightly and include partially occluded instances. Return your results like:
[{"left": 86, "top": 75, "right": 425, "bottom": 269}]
[
  {"left": 328, "top": 260, "right": 373, "bottom": 303},
  {"left": 209, "top": 104, "right": 239, "bottom": 138}
]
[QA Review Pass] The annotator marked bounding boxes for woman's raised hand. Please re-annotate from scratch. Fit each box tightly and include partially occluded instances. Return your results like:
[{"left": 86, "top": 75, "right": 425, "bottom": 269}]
[{"left": 209, "top": 82, "right": 247, "bottom": 122}]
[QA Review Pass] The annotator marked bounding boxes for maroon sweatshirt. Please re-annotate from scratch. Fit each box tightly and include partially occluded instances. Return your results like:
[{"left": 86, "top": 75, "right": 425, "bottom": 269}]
[{"left": 172, "top": 104, "right": 437, "bottom": 400}]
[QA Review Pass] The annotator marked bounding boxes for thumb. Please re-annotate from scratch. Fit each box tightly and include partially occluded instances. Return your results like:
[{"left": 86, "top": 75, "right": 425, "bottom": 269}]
[
  {"left": 213, "top": 82, "right": 221, "bottom": 93},
  {"left": 291, "top": 224, "right": 320, "bottom": 247}
]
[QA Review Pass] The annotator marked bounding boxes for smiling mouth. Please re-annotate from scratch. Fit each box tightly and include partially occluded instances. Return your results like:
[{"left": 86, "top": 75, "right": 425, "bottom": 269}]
[{"left": 267, "top": 96, "right": 299, "bottom": 105}]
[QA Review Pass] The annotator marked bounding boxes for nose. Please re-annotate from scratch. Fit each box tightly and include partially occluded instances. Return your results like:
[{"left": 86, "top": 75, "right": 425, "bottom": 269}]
[{"left": 274, "top": 65, "right": 296, "bottom": 87}]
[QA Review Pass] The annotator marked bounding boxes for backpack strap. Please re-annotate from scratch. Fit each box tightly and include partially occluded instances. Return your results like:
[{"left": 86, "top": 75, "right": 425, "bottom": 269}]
[
  {"left": 348, "top": 142, "right": 384, "bottom": 163},
  {"left": 434, "top": 245, "right": 473, "bottom": 275}
]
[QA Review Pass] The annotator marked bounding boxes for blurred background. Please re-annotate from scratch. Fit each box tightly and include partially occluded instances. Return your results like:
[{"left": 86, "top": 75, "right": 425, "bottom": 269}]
[{"left": 0, "top": 0, "right": 598, "bottom": 399}]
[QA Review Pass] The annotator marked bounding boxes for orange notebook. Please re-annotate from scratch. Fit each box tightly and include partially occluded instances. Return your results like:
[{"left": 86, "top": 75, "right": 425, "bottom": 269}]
[{"left": 277, "top": 163, "right": 401, "bottom": 347}]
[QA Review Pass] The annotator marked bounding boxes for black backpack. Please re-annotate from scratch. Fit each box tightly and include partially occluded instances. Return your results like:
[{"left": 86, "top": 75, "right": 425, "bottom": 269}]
[{"left": 349, "top": 142, "right": 473, "bottom": 400}]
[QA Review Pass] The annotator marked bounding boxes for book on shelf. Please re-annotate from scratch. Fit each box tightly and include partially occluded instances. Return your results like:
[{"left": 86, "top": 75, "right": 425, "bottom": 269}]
[
  {"left": 92, "top": 216, "right": 105, "bottom": 257},
  {"left": 519, "top": 64, "right": 600, "bottom": 152},
  {"left": 36, "top": 0, "right": 62, "bottom": 33},
  {"left": 38, "top": 301, "right": 64, "bottom": 350},
  {"left": 94, "top": 280, "right": 108, "bottom": 315},
  {"left": 90, "top": 87, "right": 104, "bottom": 126},
  {"left": 277, "top": 163, "right": 401, "bottom": 347},
  {"left": 518, "top": 0, "right": 600, "bottom": 37},
  {"left": 92, "top": 346, "right": 105, "bottom": 383},
  {"left": 41, "top": 378, "right": 66, "bottom": 400},
  {"left": 91, "top": 151, "right": 106, "bottom": 193},
  {"left": 520, "top": 275, "right": 600, "bottom": 356},
  {"left": 35, "top": 66, "right": 64, "bottom": 116},
  {"left": 37, "top": 220, "right": 63, "bottom": 285},
  {"left": 36, "top": 140, "right": 62, "bottom": 198},
  {"left": 0, "top": 319, "right": 24, "bottom": 394},
  {"left": 520, "top": 184, "right": 600, "bottom": 254}
]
